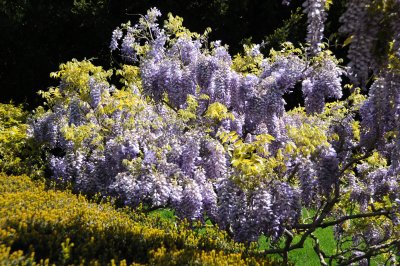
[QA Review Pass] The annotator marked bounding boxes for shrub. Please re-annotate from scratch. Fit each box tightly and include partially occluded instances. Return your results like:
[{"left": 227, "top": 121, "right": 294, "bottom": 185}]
[
  {"left": 0, "top": 103, "right": 44, "bottom": 178},
  {"left": 30, "top": 2, "right": 400, "bottom": 264},
  {"left": 0, "top": 173, "right": 281, "bottom": 265}
]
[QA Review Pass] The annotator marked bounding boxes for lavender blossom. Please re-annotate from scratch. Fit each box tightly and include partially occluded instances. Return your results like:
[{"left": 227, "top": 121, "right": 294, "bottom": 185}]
[
  {"left": 316, "top": 147, "right": 339, "bottom": 196},
  {"left": 303, "top": 0, "right": 327, "bottom": 55},
  {"left": 110, "top": 27, "right": 123, "bottom": 51},
  {"left": 30, "top": 8, "right": 400, "bottom": 257},
  {"left": 302, "top": 56, "right": 343, "bottom": 114}
]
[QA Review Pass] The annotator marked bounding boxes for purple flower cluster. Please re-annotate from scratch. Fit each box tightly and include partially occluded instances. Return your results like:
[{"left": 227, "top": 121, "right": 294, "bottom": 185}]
[
  {"left": 339, "top": 0, "right": 399, "bottom": 86},
  {"left": 32, "top": 8, "right": 340, "bottom": 240},
  {"left": 30, "top": 7, "right": 400, "bottom": 254},
  {"left": 302, "top": 0, "right": 327, "bottom": 55},
  {"left": 339, "top": 0, "right": 374, "bottom": 86},
  {"left": 360, "top": 73, "right": 400, "bottom": 153},
  {"left": 302, "top": 56, "right": 343, "bottom": 114}
]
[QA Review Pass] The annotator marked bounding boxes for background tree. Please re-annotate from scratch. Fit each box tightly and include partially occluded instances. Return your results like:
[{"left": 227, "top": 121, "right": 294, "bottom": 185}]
[{"left": 1, "top": 0, "right": 306, "bottom": 108}]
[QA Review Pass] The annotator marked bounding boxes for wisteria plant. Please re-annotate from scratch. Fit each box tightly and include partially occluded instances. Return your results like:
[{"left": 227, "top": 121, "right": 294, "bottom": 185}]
[{"left": 31, "top": 1, "right": 400, "bottom": 265}]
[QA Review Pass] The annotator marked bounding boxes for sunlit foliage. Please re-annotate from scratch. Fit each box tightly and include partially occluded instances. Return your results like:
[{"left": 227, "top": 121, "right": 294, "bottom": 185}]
[{"left": 26, "top": 2, "right": 400, "bottom": 264}]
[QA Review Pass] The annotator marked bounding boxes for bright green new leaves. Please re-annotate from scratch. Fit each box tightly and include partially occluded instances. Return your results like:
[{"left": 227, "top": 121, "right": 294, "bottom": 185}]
[
  {"left": 116, "top": 65, "right": 142, "bottom": 90},
  {"left": 0, "top": 103, "right": 27, "bottom": 173},
  {"left": 164, "top": 13, "right": 207, "bottom": 40},
  {"left": 232, "top": 44, "right": 264, "bottom": 75},
  {"left": 44, "top": 59, "right": 112, "bottom": 106},
  {"left": 177, "top": 95, "right": 198, "bottom": 122},
  {"left": 286, "top": 123, "right": 329, "bottom": 157},
  {"left": 230, "top": 135, "right": 274, "bottom": 173},
  {"left": 269, "top": 42, "right": 304, "bottom": 62},
  {"left": 0, "top": 103, "right": 43, "bottom": 178},
  {"left": 204, "top": 102, "right": 234, "bottom": 122},
  {"left": 62, "top": 123, "right": 103, "bottom": 150},
  {"left": 219, "top": 131, "right": 278, "bottom": 189},
  {"left": 101, "top": 89, "right": 144, "bottom": 118}
]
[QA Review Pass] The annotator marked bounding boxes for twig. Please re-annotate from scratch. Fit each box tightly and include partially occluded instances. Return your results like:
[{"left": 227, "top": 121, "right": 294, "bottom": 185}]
[
  {"left": 295, "top": 209, "right": 391, "bottom": 229},
  {"left": 310, "top": 233, "right": 328, "bottom": 266},
  {"left": 338, "top": 240, "right": 400, "bottom": 266}
]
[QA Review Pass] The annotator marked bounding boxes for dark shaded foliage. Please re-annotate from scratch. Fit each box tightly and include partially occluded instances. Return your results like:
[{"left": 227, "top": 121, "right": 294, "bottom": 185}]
[{"left": 1, "top": 0, "right": 306, "bottom": 108}]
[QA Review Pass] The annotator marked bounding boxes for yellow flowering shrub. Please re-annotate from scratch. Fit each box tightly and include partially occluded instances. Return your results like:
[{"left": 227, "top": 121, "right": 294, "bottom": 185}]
[{"left": 0, "top": 174, "right": 283, "bottom": 265}]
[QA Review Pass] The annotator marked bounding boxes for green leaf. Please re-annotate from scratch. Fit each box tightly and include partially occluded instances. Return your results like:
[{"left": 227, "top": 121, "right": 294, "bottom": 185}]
[
  {"left": 343, "top": 36, "right": 353, "bottom": 47},
  {"left": 204, "top": 102, "right": 234, "bottom": 122}
]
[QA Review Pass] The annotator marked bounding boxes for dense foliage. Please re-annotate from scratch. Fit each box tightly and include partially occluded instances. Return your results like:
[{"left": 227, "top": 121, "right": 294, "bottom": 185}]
[
  {"left": 1, "top": 0, "right": 398, "bottom": 264},
  {"left": 0, "top": 103, "right": 43, "bottom": 177},
  {"left": 0, "top": 0, "right": 400, "bottom": 265},
  {"left": 0, "top": 173, "right": 281, "bottom": 265}
]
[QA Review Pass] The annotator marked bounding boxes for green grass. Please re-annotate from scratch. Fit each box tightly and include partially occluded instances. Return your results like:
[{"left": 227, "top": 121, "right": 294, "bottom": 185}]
[
  {"left": 149, "top": 208, "right": 176, "bottom": 220},
  {"left": 257, "top": 226, "right": 337, "bottom": 265},
  {"left": 256, "top": 217, "right": 388, "bottom": 266},
  {"left": 289, "top": 227, "right": 336, "bottom": 265}
]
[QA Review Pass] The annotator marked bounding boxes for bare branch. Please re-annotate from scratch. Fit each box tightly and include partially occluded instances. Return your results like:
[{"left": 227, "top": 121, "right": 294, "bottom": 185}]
[
  {"left": 338, "top": 239, "right": 400, "bottom": 266},
  {"left": 295, "top": 209, "right": 391, "bottom": 229},
  {"left": 310, "top": 233, "right": 328, "bottom": 266},
  {"left": 338, "top": 149, "right": 373, "bottom": 176}
]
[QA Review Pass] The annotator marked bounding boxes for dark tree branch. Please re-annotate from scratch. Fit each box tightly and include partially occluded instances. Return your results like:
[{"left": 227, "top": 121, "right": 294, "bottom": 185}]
[
  {"left": 282, "top": 229, "right": 294, "bottom": 265},
  {"left": 338, "top": 148, "right": 373, "bottom": 176},
  {"left": 338, "top": 239, "right": 400, "bottom": 266},
  {"left": 310, "top": 233, "right": 328, "bottom": 266},
  {"left": 294, "top": 209, "right": 391, "bottom": 229}
]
